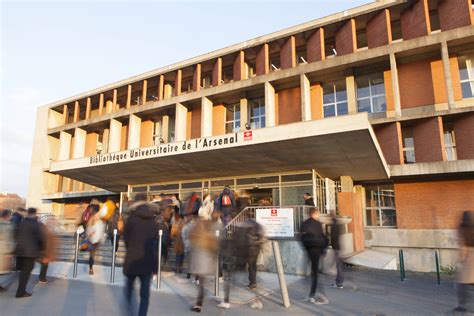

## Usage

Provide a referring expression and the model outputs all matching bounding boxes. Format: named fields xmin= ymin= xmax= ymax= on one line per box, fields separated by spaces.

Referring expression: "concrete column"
xmin=158 ymin=75 xmax=164 ymax=100
xmin=108 ymin=119 xmax=122 ymax=153
xmin=212 ymin=58 xmax=222 ymax=87
xmin=72 ymin=128 xmax=86 ymax=159
xmin=240 ymin=98 xmax=248 ymax=129
xmin=59 ymin=131 xmax=72 ymax=160
xmin=162 ymin=115 xmax=169 ymax=143
xmin=346 ymin=76 xmax=357 ymax=114
xmin=73 ymin=101 xmax=80 ymax=123
xmin=201 ymin=97 xmax=213 ymax=137
xmin=175 ymin=70 xmax=182 ymax=96
xmin=265 ymin=82 xmax=276 ymax=127
xmin=340 ymin=176 xmax=354 ymax=192
xmin=389 ymin=53 xmax=402 ymax=116
xmin=300 ymin=74 xmax=312 ymax=121
xmin=126 ymin=84 xmax=132 ymax=108
xmin=112 ymin=89 xmax=118 ymax=111
xmin=98 ymin=93 xmax=104 ymax=116
xmin=164 ymin=84 xmax=173 ymax=99
xmin=142 ymin=80 xmax=148 ymax=104
xmin=106 ymin=100 xmax=114 ymax=114
xmin=102 ymin=129 xmax=109 ymax=153
xmin=193 ymin=64 xmax=201 ymax=91
xmin=128 ymin=114 xmax=142 ymax=149
xmin=85 ymin=98 xmax=91 ymax=119
xmin=175 ymin=103 xmax=188 ymax=142
xmin=62 ymin=105 xmax=68 ymax=124
xmin=441 ymin=41 xmax=456 ymax=109
xmin=48 ymin=109 xmax=64 ymax=129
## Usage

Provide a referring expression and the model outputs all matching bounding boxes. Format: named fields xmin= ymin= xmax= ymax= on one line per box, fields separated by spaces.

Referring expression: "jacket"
xmin=123 ymin=202 xmax=158 ymax=276
xmin=304 ymin=198 xmax=315 ymax=206
xmin=14 ymin=217 xmax=46 ymax=259
xmin=300 ymin=218 xmax=328 ymax=252
xmin=330 ymin=217 xmax=341 ymax=251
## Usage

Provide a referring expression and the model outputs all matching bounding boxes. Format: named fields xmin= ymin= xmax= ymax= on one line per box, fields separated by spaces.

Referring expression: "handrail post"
xmin=399 ymin=249 xmax=405 ymax=282
xmin=435 ymin=250 xmax=441 ymax=285
xmin=214 ymin=230 xmax=220 ymax=297
xmin=156 ymin=229 xmax=163 ymax=289
xmin=73 ymin=229 xmax=80 ymax=278
xmin=110 ymin=229 xmax=117 ymax=283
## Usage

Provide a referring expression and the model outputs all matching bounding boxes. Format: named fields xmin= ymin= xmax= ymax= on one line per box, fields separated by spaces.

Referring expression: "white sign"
xmin=256 ymin=208 xmax=294 ymax=238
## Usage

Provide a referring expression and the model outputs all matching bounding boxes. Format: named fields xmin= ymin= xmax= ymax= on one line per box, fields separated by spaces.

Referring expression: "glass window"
xmin=356 ymin=73 xmax=387 ymax=113
xmin=402 ymin=127 xmax=416 ymax=164
xmin=323 ymin=80 xmax=348 ymax=117
xmin=443 ymin=125 xmax=457 ymax=161
xmin=365 ymin=183 xmax=397 ymax=227
xmin=458 ymin=56 xmax=474 ymax=99
xmin=249 ymin=98 xmax=266 ymax=129
xmin=225 ymin=103 xmax=241 ymax=134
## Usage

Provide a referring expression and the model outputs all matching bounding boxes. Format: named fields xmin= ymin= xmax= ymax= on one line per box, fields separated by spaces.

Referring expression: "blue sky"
xmin=1 ymin=0 xmax=371 ymax=197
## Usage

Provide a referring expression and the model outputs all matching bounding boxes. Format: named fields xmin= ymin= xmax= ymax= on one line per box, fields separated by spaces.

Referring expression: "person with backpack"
xmin=301 ymin=207 xmax=329 ymax=305
xmin=85 ymin=204 xmax=103 ymax=275
xmin=217 ymin=186 xmax=236 ymax=226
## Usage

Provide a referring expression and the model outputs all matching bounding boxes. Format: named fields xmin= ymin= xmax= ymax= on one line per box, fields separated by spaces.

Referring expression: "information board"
xmin=256 ymin=208 xmax=294 ymax=238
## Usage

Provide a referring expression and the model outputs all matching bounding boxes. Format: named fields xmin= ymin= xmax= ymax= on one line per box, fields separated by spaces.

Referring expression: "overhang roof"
xmin=49 ymin=113 xmax=390 ymax=192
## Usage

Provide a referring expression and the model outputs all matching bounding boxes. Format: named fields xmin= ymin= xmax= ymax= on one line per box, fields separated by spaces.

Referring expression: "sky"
xmin=0 ymin=0 xmax=371 ymax=198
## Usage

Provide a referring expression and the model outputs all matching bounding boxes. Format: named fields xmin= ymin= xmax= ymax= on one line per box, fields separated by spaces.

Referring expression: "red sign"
xmin=244 ymin=131 xmax=253 ymax=141
xmin=271 ymin=209 xmax=277 ymax=216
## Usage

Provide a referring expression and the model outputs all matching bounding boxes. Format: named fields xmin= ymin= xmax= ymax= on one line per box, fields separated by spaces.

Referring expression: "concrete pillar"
xmin=85 ymin=98 xmax=91 ymax=120
xmin=280 ymin=36 xmax=296 ymax=69
xmin=102 ymin=128 xmax=109 ymax=153
xmin=162 ymin=115 xmax=169 ymax=143
xmin=59 ymin=131 xmax=72 ymax=160
xmin=128 ymin=114 xmax=142 ymax=149
xmin=240 ymin=98 xmax=248 ymax=129
xmin=307 ymin=28 xmax=325 ymax=62
xmin=73 ymin=101 xmax=80 ymax=123
xmin=441 ymin=41 xmax=456 ymax=109
xmin=158 ymin=75 xmax=164 ymax=100
xmin=340 ymin=176 xmax=354 ymax=192
xmin=62 ymin=105 xmax=68 ymax=124
xmin=99 ymin=94 xmax=104 ymax=116
xmin=193 ymin=64 xmax=202 ymax=91
xmin=256 ymin=44 xmax=269 ymax=75
xmin=175 ymin=70 xmax=182 ymax=96
xmin=346 ymin=76 xmax=357 ymax=114
xmin=233 ymin=51 xmax=245 ymax=81
xmin=265 ymin=82 xmax=276 ymax=127
xmin=126 ymin=84 xmax=132 ymax=108
xmin=109 ymin=119 xmax=122 ymax=153
xmin=164 ymin=84 xmax=173 ymax=99
xmin=300 ymin=74 xmax=312 ymax=121
xmin=112 ymin=89 xmax=118 ymax=111
xmin=142 ymin=80 xmax=148 ymax=104
xmin=48 ymin=109 xmax=64 ymax=129
xmin=72 ymin=128 xmax=86 ymax=159
xmin=175 ymin=103 xmax=188 ymax=142
xmin=106 ymin=100 xmax=114 ymax=114
xmin=201 ymin=97 xmax=213 ymax=137
xmin=389 ymin=53 xmax=402 ymax=116
xmin=212 ymin=57 xmax=222 ymax=87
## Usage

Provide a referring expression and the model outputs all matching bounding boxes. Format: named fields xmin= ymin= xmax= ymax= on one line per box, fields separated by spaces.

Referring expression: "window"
xmin=459 ymin=56 xmax=474 ymax=99
xmin=365 ymin=184 xmax=397 ymax=227
xmin=402 ymin=127 xmax=415 ymax=164
xmin=249 ymin=98 xmax=265 ymax=129
xmin=443 ymin=125 xmax=457 ymax=161
xmin=225 ymin=103 xmax=241 ymax=133
xmin=356 ymin=73 xmax=387 ymax=113
xmin=323 ymin=80 xmax=348 ymax=117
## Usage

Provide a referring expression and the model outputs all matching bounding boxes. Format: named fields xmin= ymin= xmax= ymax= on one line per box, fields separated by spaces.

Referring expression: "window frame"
xmin=402 ymin=127 xmax=416 ymax=164
xmin=443 ymin=124 xmax=457 ymax=161
xmin=459 ymin=55 xmax=474 ymax=99
xmin=356 ymin=73 xmax=387 ymax=114
xmin=248 ymin=98 xmax=266 ymax=130
xmin=225 ymin=103 xmax=241 ymax=134
xmin=322 ymin=80 xmax=348 ymax=117
xmin=365 ymin=185 xmax=397 ymax=228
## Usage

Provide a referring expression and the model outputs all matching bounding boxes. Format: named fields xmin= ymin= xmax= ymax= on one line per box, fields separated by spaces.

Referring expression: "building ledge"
xmin=42 ymin=190 xmax=117 ymax=201
xmin=390 ymin=159 xmax=474 ymax=178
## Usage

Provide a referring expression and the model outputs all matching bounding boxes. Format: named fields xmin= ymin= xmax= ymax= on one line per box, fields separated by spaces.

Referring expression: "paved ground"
xmin=0 ymin=263 xmax=471 ymax=316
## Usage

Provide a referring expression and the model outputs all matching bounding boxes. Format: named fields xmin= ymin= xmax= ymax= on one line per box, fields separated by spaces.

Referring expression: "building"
xmin=0 ymin=192 xmax=25 ymax=211
xmin=27 ymin=0 xmax=474 ymax=272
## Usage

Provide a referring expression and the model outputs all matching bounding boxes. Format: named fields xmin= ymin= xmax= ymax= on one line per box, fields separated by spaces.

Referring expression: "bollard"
xmin=435 ymin=250 xmax=441 ymax=285
xmin=73 ymin=230 xmax=80 ymax=278
xmin=214 ymin=230 xmax=220 ymax=297
xmin=272 ymin=241 xmax=291 ymax=308
xmin=156 ymin=230 xmax=163 ymax=289
xmin=110 ymin=229 xmax=118 ymax=283
xmin=399 ymin=249 xmax=405 ymax=282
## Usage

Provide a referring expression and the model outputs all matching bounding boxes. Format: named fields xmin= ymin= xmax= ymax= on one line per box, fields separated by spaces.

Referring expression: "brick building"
xmin=27 ymin=0 xmax=474 ymax=272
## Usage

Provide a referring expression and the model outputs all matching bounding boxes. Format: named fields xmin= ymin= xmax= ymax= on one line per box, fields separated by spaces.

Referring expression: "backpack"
xmin=221 ymin=194 xmax=231 ymax=206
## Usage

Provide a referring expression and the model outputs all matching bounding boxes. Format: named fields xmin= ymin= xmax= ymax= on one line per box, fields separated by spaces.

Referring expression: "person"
xmin=170 ymin=214 xmax=185 ymax=274
xmin=454 ymin=210 xmax=474 ymax=313
xmin=189 ymin=216 xmax=219 ymax=313
xmin=123 ymin=193 xmax=158 ymax=316
xmin=181 ymin=214 xmax=195 ymax=279
xmin=330 ymin=213 xmax=344 ymax=289
xmin=217 ymin=186 xmax=236 ymax=225
xmin=86 ymin=204 xmax=104 ymax=275
xmin=156 ymin=205 xmax=172 ymax=274
xmin=10 ymin=208 xmax=26 ymax=234
xmin=38 ymin=217 xmax=59 ymax=284
xmin=185 ymin=192 xmax=201 ymax=217
xmin=300 ymin=207 xmax=329 ymax=305
xmin=0 ymin=209 xmax=14 ymax=291
xmin=198 ymin=192 xmax=214 ymax=220
xmin=14 ymin=208 xmax=46 ymax=298
xmin=303 ymin=193 xmax=315 ymax=206
xmin=107 ymin=205 xmax=122 ymax=253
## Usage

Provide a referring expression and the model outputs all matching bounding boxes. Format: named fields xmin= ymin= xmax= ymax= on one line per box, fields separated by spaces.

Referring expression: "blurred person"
xmin=189 ymin=216 xmax=219 ymax=313
xmin=107 ymin=205 xmax=122 ymax=253
xmin=10 ymin=208 xmax=26 ymax=233
xmin=86 ymin=204 xmax=104 ymax=275
xmin=38 ymin=217 xmax=59 ymax=284
xmin=0 ymin=209 xmax=14 ymax=291
xmin=14 ymin=208 xmax=46 ymax=298
xmin=170 ymin=214 xmax=185 ymax=274
xmin=123 ymin=193 xmax=158 ymax=316
xmin=454 ymin=210 xmax=474 ymax=313
xmin=181 ymin=214 xmax=195 ymax=279
xmin=329 ymin=213 xmax=344 ymax=289
xmin=185 ymin=192 xmax=201 ymax=217
xmin=301 ymin=207 xmax=329 ymax=305
xmin=198 ymin=191 xmax=214 ymax=220
xmin=217 ymin=186 xmax=236 ymax=226
xmin=303 ymin=193 xmax=315 ymax=206
xmin=156 ymin=205 xmax=173 ymax=275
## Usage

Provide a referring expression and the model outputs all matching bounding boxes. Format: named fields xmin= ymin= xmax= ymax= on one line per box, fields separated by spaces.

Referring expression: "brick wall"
xmin=367 ymin=9 xmax=392 ymax=48
xmin=384 ymin=70 xmax=395 ymax=113
xmin=256 ymin=44 xmax=269 ymax=75
xmin=192 ymin=64 xmax=201 ymax=91
xmin=85 ymin=133 xmax=98 ymax=157
xmin=191 ymin=106 xmax=201 ymax=139
xmin=212 ymin=104 xmax=226 ymax=136
xmin=395 ymin=179 xmax=474 ymax=229
xmin=454 ymin=112 xmax=474 ymax=159
xmin=438 ymin=0 xmax=473 ymax=31
xmin=374 ymin=122 xmax=403 ymax=165
xmin=212 ymin=58 xmax=221 ymax=87
xmin=400 ymin=0 xmax=430 ymax=40
xmin=233 ymin=51 xmax=245 ymax=81
xmin=120 ymin=126 xmax=128 ymax=151
xmin=280 ymin=36 xmax=296 ymax=69
xmin=335 ymin=19 xmax=356 ymax=56
xmin=398 ymin=59 xmax=435 ymax=108
xmin=413 ymin=117 xmax=445 ymax=162
xmin=307 ymin=28 xmax=325 ymax=62
xmin=277 ymin=87 xmax=301 ymax=124
xmin=450 ymin=57 xmax=464 ymax=101
xmin=310 ymin=84 xmax=323 ymax=120
xmin=140 ymin=120 xmax=154 ymax=147
xmin=338 ymin=191 xmax=364 ymax=252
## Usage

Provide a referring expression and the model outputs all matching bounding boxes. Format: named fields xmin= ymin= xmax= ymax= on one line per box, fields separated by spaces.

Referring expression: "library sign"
xmin=256 ymin=208 xmax=295 ymax=238
xmin=89 ymin=132 xmax=243 ymax=166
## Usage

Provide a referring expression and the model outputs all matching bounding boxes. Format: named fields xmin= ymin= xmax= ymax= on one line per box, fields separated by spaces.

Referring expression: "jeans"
xmin=248 ymin=254 xmax=258 ymax=286
xmin=335 ymin=250 xmax=344 ymax=286
xmin=39 ymin=263 xmax=48 ymax=281
xmin=307 ymin=249 xmax=324 ymax=297
xmin=175 ymin=254 xmax=184 ymax=274
xmin=195 ymin=276 xmax=206 ymax=307
xmin=16 ymin=257 xmax=35 ymax=296
xmin=125 ymin=274 xmax=151 ymax=316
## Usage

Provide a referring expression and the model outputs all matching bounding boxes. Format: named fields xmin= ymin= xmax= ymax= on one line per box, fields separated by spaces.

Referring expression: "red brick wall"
xmin=374 ymin=122 xmax=403 ymax=165
xmin=277 ymin=87 xmax=301 ymax=124
xmin=438 ymin=0 xmax=473 ymax=31
xmin=256 ymin=44 xmax=269 ymax=75
xmin=212 ymin=58 xmax=221 ymax=87
xmin=413 ymin=117 xmax=445 ymax=162
xmin=233 ymin=51 xmax=245 ymax=81
xmin=454 ymin=112 xmax=474 ymax=159
xmin=335 ymin=19 xmax=356 ymax=56
xmin=338 ymin=192 xmax=364 ymax=252
xmin=400 ymin=0 xmax=430 ymax=40
xmin=367 ymin=9 xmax=392 ymax=48
xmin=193 ymin=64 xmax=201 ymax=91
xmin=190 ymin=106 xmax=201 ymax=139
xmin=398 ymin=59 xmax=435 ymax=109
xmin=307 ymin=28 xmax=325 ymax=62
xmin=395 ymin=179 xmax=474 ymax=229
xmin=280 ymin=36 xmax=296 ymax=70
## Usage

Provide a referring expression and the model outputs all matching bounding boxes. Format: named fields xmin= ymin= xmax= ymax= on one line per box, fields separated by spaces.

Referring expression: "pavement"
xmin=0 ymin=262 xmax=471 ymax=316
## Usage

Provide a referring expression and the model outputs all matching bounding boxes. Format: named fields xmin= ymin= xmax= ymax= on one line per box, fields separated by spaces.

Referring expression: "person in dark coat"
xmin=14 ymin=208 xmax=46 ymax=298
xmin=330 ymin=213 xmax=344 ymax=288
xmin=300 ymin=207 xmax=328 ymax=305
xmin=107 ymin=206 xmax=121 ymax=252
xmin=123 ymin=194 xmax=158 ymax=316
xmin=217 ymin=186 xmax=236 ymax=225
xmin=303 ymin=193 xmax=315 ymax=206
